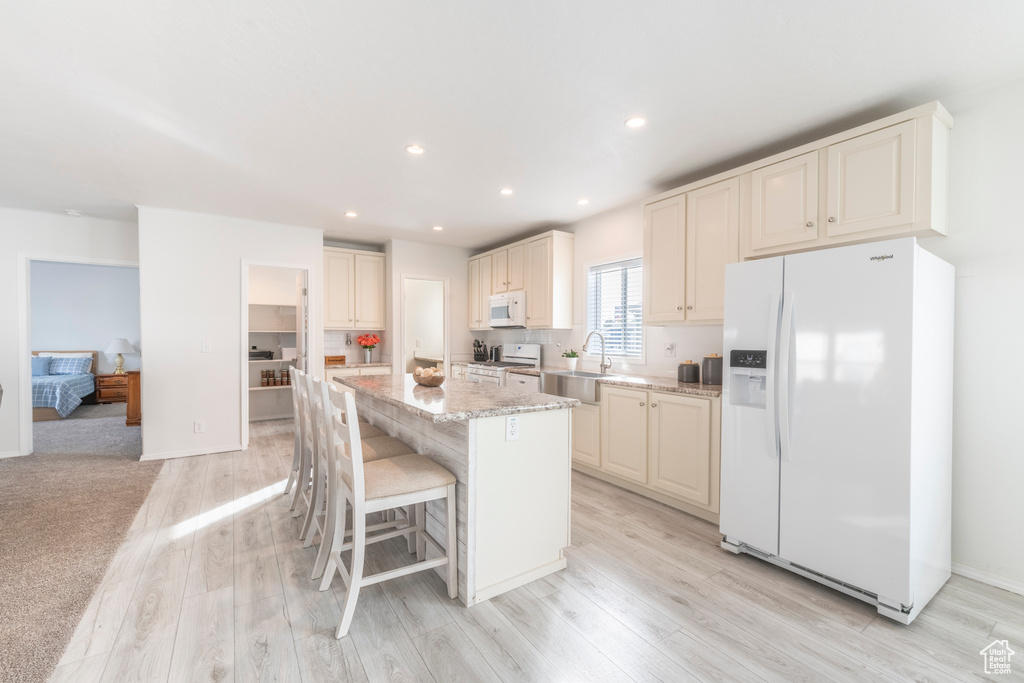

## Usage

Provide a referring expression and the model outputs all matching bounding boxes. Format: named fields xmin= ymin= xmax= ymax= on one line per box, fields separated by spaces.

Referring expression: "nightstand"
xmin=94 ymin=373 xmax=130 ymax=404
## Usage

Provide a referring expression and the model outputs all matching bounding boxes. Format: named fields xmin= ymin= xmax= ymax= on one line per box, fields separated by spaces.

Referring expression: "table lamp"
xmin=105 ymin=338 xmax=136 ymax=375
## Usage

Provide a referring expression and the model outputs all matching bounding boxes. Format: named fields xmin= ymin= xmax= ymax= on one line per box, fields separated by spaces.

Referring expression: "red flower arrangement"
xmin=357 ymin=334 xmax=380 ymax=350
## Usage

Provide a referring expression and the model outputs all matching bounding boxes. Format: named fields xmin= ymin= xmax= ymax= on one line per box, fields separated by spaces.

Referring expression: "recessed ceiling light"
xmin=433 ymin=226 xmax=444 ymax=231
xmin=405 ymin=144 xmax=425 ymax=155
xmin=65 ymin=209 xmax=83 ymax=217
xmin=499 ymin=188 xmax=513 ymax=195
xmin=577 ymin=198 xmax=590 ymax=206
xmin=344 ymin=211 xmax=357 ymax=218
xmin=625 ymin=116 xmax=647 ymax=128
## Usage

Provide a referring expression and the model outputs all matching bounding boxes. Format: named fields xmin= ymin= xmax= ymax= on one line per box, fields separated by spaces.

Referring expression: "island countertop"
xmin=334 ymin=374 xmax=579 ymax=423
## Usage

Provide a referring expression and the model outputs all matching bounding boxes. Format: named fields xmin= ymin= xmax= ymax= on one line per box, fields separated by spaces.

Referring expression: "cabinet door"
xmin=506 ymin=373 xmax=539 ymax=393
xmin=507 ymin=244 xmax=526 ymax=291
xmin=600 ymin=386 xmax=648 ymax=483
xmin=478 ymin=254 xmax=493 ymax=328
xmin=749 ymin=151 xmax=819 ymax=251
xmin=360 ymin=367 xmax=390 ymax=376
xmin=826 ymin=120 xmax=916 ymax=237
xmin=649 ymin=392 xmax=711 ymax=506
xmin=324 ymin=249 xmax=355 ymax=329
xmin=571 ymin=403 xmax=601 ymax=468
xmin=686 ymin=178 xmax=739 ymax=322
xmin=354 ymin=253 xmax=385 ymax=329
xmin=468 ymin=258 xmax=482 ymax=329
xmin=492 ymin=249 xmax=508 ymax=294
xmin=643 ymin=195 xmax=687 ymax=323
xmin=525 ymin=237 xmax=552 ymax=328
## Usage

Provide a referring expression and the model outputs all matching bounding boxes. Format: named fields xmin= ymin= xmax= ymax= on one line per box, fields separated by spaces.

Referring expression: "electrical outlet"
xmin=664 ymin=343 xmax=676 ymax=357
xmin=505 ymin=416 xmax=520 ymax=441
xmin=194 ymin=420 xmax=205 ymax=434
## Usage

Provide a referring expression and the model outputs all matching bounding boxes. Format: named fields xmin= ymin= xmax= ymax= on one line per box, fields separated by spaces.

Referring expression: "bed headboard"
xmin=32 ymin=350 xmax=99 ymax=375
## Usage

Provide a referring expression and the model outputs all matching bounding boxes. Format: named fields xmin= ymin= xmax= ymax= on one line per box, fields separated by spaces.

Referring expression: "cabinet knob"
xmin=828 ymin=216 xmax=836 ymax=222
xmin=652 ymin=403 xmax=657 ymax=407
xmin=687 ymin=306 xmax=693 ymax=310
xmin=639 ymin=402 xmax=645 ymax=407
xmin=676 ymin=305 xmax=682 ymax=310
xmin=806 ymin=221 xmax=814 ymax=227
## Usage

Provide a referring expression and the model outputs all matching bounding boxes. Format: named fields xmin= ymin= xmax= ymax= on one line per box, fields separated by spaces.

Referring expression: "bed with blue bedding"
xmin=31 ymin=352 xmax=98 ymax=420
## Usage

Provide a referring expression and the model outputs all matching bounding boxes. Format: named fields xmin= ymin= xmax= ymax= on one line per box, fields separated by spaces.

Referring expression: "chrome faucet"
xmin=582 ymin=331 xmax=613 ymax=374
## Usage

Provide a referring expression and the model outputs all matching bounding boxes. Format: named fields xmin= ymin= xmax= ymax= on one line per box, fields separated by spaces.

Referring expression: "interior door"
xmin=778 ymin=239 xmax=915 ymax=603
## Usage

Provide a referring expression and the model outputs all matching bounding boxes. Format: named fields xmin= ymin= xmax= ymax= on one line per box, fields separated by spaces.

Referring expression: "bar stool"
xmin=319 ymin=383 xmax=458 ymax=638
xmin=303 ymin=375 xmax=417 ymax=557
xmin=283 ymin=365 xmax=303 ymax=504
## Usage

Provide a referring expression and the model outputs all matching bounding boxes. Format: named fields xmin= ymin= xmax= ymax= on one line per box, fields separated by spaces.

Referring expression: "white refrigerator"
xmin=719 ymin=237 xmax=954 ymax=624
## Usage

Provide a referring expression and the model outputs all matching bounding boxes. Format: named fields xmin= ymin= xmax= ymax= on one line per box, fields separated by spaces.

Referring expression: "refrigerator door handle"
xmin=766 ymin=291 xmax=781 ymax=458
xmin=779 ymin=291 xmax=794 ymax=461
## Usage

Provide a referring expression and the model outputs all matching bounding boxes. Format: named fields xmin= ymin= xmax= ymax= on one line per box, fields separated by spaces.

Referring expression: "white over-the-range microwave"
xmin=488 ymin=291 xmax=527 ymax=328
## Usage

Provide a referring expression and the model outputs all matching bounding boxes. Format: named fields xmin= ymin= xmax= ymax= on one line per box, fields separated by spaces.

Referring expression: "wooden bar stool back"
xmin=320 ymin=384 xmax=458 ymax=638
xmin=288 ymin=367 xmax=313 ymax=517
xmin=299 ymin=371 xmax=326 ymax=545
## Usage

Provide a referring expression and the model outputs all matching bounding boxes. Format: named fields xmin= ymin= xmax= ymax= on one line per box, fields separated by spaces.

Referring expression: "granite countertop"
xmin=506 ymin=365 xmax=723 ymax=398
xmin=334 ymin=373 xmax=580 ymax=423
xmin=325 ymin=361 xmax=391 ymax=369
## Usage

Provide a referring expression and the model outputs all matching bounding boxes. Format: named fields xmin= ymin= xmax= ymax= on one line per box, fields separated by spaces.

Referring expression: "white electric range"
xmin=466 ymin=343 xmax=540 ymax=386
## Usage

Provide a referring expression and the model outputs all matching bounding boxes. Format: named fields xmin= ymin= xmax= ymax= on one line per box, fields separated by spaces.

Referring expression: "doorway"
xmin=18 ymin=256 xmax=142 ymax=457
xmin=241 ymin=262 xmax=311 ymax=449
xmin=402 ymin=277 xmax=448 ymax=374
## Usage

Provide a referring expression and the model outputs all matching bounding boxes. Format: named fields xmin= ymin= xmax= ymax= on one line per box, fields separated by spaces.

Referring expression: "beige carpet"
xmin=0 ymin=406 xmax=161 ymax=683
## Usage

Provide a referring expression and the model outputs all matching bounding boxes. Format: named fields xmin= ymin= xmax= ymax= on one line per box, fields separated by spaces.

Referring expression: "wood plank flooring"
xmin=50 ymin=418 xmax=1021 ymax=682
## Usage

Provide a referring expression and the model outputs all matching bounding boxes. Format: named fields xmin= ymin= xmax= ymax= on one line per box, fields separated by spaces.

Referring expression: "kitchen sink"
xmin=540 ymin=370 xmax=621 ymax=405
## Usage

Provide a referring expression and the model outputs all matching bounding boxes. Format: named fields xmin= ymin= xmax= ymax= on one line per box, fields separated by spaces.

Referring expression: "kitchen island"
xmin=333 ymin=373 xmax=579 ymax=606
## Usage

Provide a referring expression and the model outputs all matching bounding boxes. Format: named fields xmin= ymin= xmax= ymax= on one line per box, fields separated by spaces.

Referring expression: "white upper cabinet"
xmin=353 ymin=253 xmax=385 ymax=329
xmin=686 ymin=177 xmax=739 ymax=321
xmin=643 ymin=177 xmax=737 ymax=325
xmin=749 ymin=150 xmax=819 ymax=252
xmin=739 ymin=103 xmax=950 ymax=259
xmin=469 ymin=231 xmax=572 ymax=330
xmin=491 ymin=248 xmax=509 ymax=294
xmin=324 ymin=247 xmax=384 ymax=330
xmin=826 ymin=120 xmax=916 ymax=237
xmin=468 ymin=254 xmax=492 ymax=330
xmin=643 ymin=194 xmax=687 ymax=324
xmin=323 ymin=249 xmax=355 ymax=328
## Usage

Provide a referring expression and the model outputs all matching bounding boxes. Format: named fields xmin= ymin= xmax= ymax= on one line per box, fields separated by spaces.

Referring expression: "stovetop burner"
xmin=467 ymin=360 xmax=534 ymax=368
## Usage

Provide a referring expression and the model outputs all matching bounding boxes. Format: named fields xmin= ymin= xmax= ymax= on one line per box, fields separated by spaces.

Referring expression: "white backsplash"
xmin=473 ymin=324 xmax=723 ymax=378
xmin=324 ymin=329 xmax=387 ymax=363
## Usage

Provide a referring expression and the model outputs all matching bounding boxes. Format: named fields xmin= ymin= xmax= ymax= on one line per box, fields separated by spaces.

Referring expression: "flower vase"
xmin=565 ymin=357 xmax=578 ymax=371
xmin=363 ymin=348 xmax=372 ymax=364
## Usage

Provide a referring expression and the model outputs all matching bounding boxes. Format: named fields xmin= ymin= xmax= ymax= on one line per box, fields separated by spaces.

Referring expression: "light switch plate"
xmin=201 ymin=341 xmax=211 ymax=353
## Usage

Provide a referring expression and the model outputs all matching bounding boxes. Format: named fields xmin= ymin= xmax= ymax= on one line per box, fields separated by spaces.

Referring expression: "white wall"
xmin=917 ymin=78 xmax=1024 ymax=590
xmin=0 ymin=208 xmax=138 ymax=456
xmin=388 ymin=239 xmax=474 ymax=373
xmin=30 ymin=261 xmax=141 ymax=374
xmin=137 ymin=206 xmax=323 ymax=460
xmin=403 ymin=278 xmax=445 ymax=371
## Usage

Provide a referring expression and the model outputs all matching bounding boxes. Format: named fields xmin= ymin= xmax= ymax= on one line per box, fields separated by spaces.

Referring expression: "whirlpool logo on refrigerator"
xmin=870 ymin=254 xmax=894 ymax=262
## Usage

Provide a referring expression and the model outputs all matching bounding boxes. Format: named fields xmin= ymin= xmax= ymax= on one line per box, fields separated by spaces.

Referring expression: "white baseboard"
xmin=0 ymin=450 xmax=24 ymax=460
xmin=472 ymin=557 xmax=568 ymax=605
xmin=141 ymin=443 xmax=243 ymax=461
xmin=952 ymin=562 xmax=1024 ymax=597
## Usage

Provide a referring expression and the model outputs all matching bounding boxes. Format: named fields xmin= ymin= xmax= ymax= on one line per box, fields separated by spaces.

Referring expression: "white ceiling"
xmin=2 ymin=1 xmax=1024 ymax=249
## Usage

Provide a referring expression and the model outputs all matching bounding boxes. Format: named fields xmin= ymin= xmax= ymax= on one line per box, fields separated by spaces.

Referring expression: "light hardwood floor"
xmin=51 ymin=418 xmax=1021 ymax=682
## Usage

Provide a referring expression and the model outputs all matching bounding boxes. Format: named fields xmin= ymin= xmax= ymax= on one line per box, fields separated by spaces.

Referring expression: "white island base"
xmin=336 ymin=375 xmax=575 ymax=606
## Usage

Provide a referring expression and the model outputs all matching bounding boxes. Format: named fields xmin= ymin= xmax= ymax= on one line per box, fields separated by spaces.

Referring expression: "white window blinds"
xmin=586 ymin=258 xmax=643 ymax=358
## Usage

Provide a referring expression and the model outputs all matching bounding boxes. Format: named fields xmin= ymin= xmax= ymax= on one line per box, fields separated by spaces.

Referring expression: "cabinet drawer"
xmin=98 ymin=387 xmax=128 ymax=401
xmin=97 ymin=376 xmax=128 ymax=388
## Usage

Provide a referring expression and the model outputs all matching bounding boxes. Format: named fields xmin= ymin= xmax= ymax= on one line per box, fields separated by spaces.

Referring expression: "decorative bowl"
xmin=413 ymin=373 xmax=445 ymax=387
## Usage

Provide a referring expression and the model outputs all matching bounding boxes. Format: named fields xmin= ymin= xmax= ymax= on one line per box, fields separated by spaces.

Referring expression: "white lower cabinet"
xmin=582 ymin=385 xmax=721 ymax=518
xmin=649 ymin=392 xmax=712 ymax=506
xmin=571 ymin=403 xmax=601 ymax=469
xmin=599 ymin=386 xmax=648 ymax=484
xmin=451 ymin=364 xmax=467 ymax=380
xmin=329 ymin=366 xmax=392 ymax=390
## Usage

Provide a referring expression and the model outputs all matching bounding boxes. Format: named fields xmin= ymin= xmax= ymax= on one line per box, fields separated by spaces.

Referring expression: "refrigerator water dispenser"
xmin=728 ymin=350 xmax=767 ymax=408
